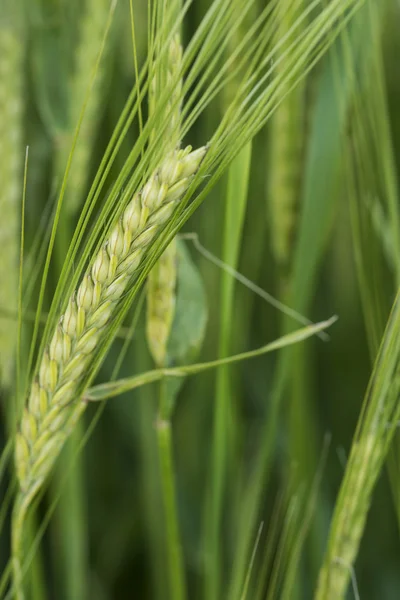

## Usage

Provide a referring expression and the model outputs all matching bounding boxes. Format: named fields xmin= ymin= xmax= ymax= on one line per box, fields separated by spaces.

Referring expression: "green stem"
xmin=11 ymin=489 xmax=38 ymax=600
xmin=156 ymin=378 xmax=186 ymax=600
xmin=208 ymin=142 xmax=252 ymax=600
xmin=52 ymin=427 xmax=87 ymax=600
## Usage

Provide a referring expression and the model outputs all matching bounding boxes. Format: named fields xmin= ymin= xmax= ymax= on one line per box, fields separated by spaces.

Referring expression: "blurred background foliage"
xmin=1 ymin=0 xmax=400 ymax=598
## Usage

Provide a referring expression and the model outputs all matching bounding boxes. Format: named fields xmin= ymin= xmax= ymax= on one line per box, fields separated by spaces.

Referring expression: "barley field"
xmin=1 ymin=0 xmax=400 ymax=599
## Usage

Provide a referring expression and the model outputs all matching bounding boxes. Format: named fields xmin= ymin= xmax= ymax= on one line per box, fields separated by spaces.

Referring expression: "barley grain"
xmin=15 ymin=145 xmax=207 ymax=496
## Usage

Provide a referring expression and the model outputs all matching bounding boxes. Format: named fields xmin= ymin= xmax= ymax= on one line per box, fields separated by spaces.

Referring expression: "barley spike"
xmin=15 ymin=145 xmax=207 ymax=496
xmin=146 ymin=35 xmax=183 ymax=366
xmin=0 ymin=19 xmax=23 ymax=387
xmin=64 ymin=0 xmax=111 ymax=215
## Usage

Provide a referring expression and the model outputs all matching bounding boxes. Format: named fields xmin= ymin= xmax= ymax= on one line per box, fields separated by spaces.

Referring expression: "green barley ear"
xmin=63 ymin=0 xmax=112 ymax=216
xmin=0 ymin=5 xmax=23 ymax=388
xmin=268 ymin=0 xmax=305 ymax=282
xmin=149 ymin=32 xmax=183 ymax=149
xmin=146 ymin=33 xmax=183 ymax=367
xmin=14 ymin=145 xmax=206 ymax=495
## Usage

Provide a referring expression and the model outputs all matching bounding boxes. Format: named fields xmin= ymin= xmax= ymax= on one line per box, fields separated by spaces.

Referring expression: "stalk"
xmin=11 ymin=487 xmax=41 ymax=600
xmin=207 ymin=3 xmax=253 ymax=597
xmin=137 ymin=348 xmax=167 ymax=600
xmin=207 ymin=144 xmax=252 ymax=600
xmin=156 ymin=379 xmax=186 ymax=600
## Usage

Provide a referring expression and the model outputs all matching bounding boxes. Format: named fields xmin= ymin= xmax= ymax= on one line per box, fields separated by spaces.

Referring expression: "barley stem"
xmin=12 ymin=486 xmax=42 ymax=600
xmin=157 ymin=378 xmax=186 ymax=600
xmin=208 ymin=5 xmax=254 ymax=597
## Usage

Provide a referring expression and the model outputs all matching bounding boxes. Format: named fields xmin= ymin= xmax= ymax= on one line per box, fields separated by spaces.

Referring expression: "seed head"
xmin=15 ymin=145 xmax=208 ymax=495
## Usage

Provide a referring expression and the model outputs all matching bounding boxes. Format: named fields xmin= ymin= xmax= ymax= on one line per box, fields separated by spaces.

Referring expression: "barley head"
xmin=268 ymin=0 xmax=304 ymax=276
xmin=15 ymin=145 xmax=207 ymax=496
xmin=0 ymin=22 xmax=23 ymax=387
xmin=146 ymin=34 xmax=183 ymax=366
xmin=150 ymin=33 xmax=183 ymax=149
xmin=65 ymin=0 xmax=111 ymax=215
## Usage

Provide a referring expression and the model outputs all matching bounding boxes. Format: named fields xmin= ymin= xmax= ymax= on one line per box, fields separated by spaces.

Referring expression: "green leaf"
xmin=167 ymin=240 xmax=208 ymax=367
xmin=86 ymin=316 xmax=337 ymax=402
